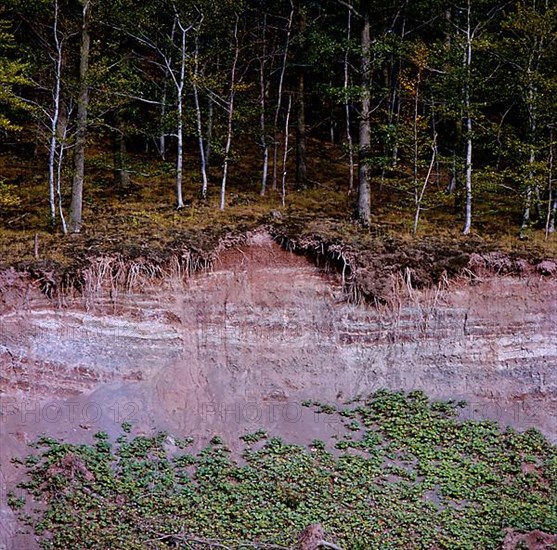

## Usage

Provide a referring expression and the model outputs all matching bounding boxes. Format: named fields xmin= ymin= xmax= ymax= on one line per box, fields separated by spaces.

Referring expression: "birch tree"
xmin=117 ymin=2 xmax=195 ymax=209
xmin=449 ymin=0 xmax=505 ymax=235
xmin=220 ymin=12 xmax=240 ymax=210
xmin=6 ymin=0 xmax=73 ymax=232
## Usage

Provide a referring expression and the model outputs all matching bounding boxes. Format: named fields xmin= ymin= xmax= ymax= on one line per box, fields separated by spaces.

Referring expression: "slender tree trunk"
xmin=357 ymin=8 xmax=372 ymax=226
xmin=549 ymin=197 xmax=557 ymax=234
xmin=56 ymin=121 xmax=68 ymax=234
xmin=295 ymin=69 xmax=307 ymax=188
xmin=546 ymin=127 xmax=555 ymax=237
xmin=330 ymin=79 xmax=336 ymax=143
xmin=282 ymin=94 xmax=292 ymax=208
xmin=344 ymin=5 xmax=354 ymax=192
xmin=176 ymin=98 xmax=184 ymax=208
xmin=522 ymin=71 xmax=538 ymax=231
xmin=462 ymin=1 xmax=473 ymax=236
xmin=113 ymin=113 xmax=130 ymax=189
xmin=205 ymin=95 xmax=213 ymax=168
xmin=259 ymin=13 xmax=269 ymax=196
xmin=48 ymin=0 xmax=62 ymax=229
xmin=159 ymin=77 xmax=167 ymax=160
xmin=412 ymin=71 xmax=421 ymax=197
xmin=272 ymin=1 xmax=294 ymax=190
xmin=193 ymin=33 xmax=209 ymax=199
xmin=220 ymin=13 xmax=239 ymax=211
xmin=174 ymin=16 xmax=188 ymax=209
xmin=387 ymin=17 xmax=405 ymax=170
xmin=414 ymin=133 xmax=437 ymax=234
xmin=69 ymin=0 xmax=91 ymax=233
xmin=295 ymin=5 xmax=307 ymax=189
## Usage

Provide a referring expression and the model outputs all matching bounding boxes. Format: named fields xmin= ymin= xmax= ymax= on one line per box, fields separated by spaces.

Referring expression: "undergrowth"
xmin=1 ymin=141 xmax=556 ymax=270
xmin=10 ymin=390 xmax=557 ymax=549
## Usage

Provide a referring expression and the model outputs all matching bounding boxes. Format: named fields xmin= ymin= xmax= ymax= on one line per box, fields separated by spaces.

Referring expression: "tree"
xmin=501 ymin=1 xmax=557 ymax=234
xmin=294 ymin=0 xmax=308 ymax=189
xmin=69 ymin=0 xmax=91 ymax=232
xmin=220 ymin=11 xmax=240 ymax=210
xmin=357 ymin=3 xmax=372 ymax=226
xmin=5 ymin=0 xmax=79 ymax=232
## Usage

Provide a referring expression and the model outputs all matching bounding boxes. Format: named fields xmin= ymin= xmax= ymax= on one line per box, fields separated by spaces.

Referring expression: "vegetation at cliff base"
xmin=10 ymin=391 xmax=557 ymax=549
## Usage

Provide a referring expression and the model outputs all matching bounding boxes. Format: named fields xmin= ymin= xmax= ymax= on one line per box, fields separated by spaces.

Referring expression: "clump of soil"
xmin=269 ymin=218 xmax=556 ymax=303
xmin=503 ymin=529 xmax=557 ymax=549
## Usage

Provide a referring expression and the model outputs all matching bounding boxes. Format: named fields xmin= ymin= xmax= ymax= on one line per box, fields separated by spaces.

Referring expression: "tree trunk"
xmin=56 ymin=122 xmax=68 ymax=235
xmin=48 ymin=0 xmax=62 ymax=229
xmin=462 ymin=0 xmax=473 ymax=236
xmin=357 ymin=8 xmax=372 ymax=226
xmin=282 ymin=94 xmax=292 ymax=208
xmin=344 ymin=5 xmax=354 ymax=192
xmin=174 ymin=16 xmax=188 ymax=209
xmin=295 ymin=5 xmax=307 ymax=189
xmin=205 ymin=95 xmax=213 ymax=168
xmin=546 ymin=128 xmax=555 ymax=237
xmin=159 ymin=77 xmax=167 ymax=160
xmin=259 ymin=14 xmax=269 ymax=196
xmin=69 ymin=0 xmax=91 ymax=233
xmin=193 ymin=34 xmax=208 ymax=199
xmin=272 ymin=2 xmax=294 ymax=190
xmin=549 ymin=198 xmax=557 ymax=234
xmin=220 ymin=13 xmax=239 ymax=211
xmin=176 ymin=93 xmax=184 ymax=208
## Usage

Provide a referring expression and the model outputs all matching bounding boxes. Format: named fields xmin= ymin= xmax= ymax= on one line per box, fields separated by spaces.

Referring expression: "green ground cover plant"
xmin=10 ymin=390 xmax=557 ymax=549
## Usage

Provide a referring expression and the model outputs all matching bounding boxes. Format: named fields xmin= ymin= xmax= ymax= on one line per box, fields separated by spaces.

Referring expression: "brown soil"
xmin=503 ymin=529 xmax=557 ymax=549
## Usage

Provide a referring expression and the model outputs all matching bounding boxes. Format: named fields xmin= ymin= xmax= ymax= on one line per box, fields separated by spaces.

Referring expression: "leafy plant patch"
xmin=11 ymin=390 xmax=557 ymax=549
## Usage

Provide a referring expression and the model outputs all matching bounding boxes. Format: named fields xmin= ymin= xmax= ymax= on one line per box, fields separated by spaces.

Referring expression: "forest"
xmin=1 ymin=0 xmax=557 ymax=244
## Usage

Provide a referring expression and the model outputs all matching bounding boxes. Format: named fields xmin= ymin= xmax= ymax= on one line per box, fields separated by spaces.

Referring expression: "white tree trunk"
xmin=462 ymin=1 xmax=473 ymax=236
xmin=193 ymin=34 xmax=209 ymax=199
xmin=344 ymin=5 xmax=354 ymax=192
xmin=414 ymin=135 xmax=437 ymax=235
xmin=159 ymin=78 xmax=167 ymax=160
xmin=220 ymin=14 xmax=240 ymax=211
xmin=174 ymin=16 xmax=189 ymax=209
xmin=48 ymin=0 xmax=62 ymax=229
xmin=259 ymin=13 xmax=269 ymax=196
xmin=272 ymin=1 xmax=294 ymax=190
xmin=56 ymin=121 xmax=68 ymax=234
xmin=546 ymin=128 xmax=555 ymax=237
xmin=522 ymin=70 xmax=538 ymax=231
xmin=282 ymin=94 xmax=292 ymax=208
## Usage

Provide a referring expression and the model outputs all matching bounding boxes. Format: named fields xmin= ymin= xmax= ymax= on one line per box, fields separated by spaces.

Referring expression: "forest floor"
xmin=1 ymin=137 xmax=556 ymax=275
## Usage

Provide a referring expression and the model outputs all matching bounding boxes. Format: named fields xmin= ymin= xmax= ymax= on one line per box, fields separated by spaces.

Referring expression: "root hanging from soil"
xmin=4 ymin=224 xmax=556 ymax=307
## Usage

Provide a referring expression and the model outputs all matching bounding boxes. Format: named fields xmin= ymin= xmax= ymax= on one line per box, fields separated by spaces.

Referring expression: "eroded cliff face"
xmin=0 ymin=232 xmax=556 ymax=547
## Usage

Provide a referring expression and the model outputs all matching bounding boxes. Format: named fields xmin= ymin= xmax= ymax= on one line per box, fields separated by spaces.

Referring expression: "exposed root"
xmin=5 ymin=225 xmax=556 ymax=307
